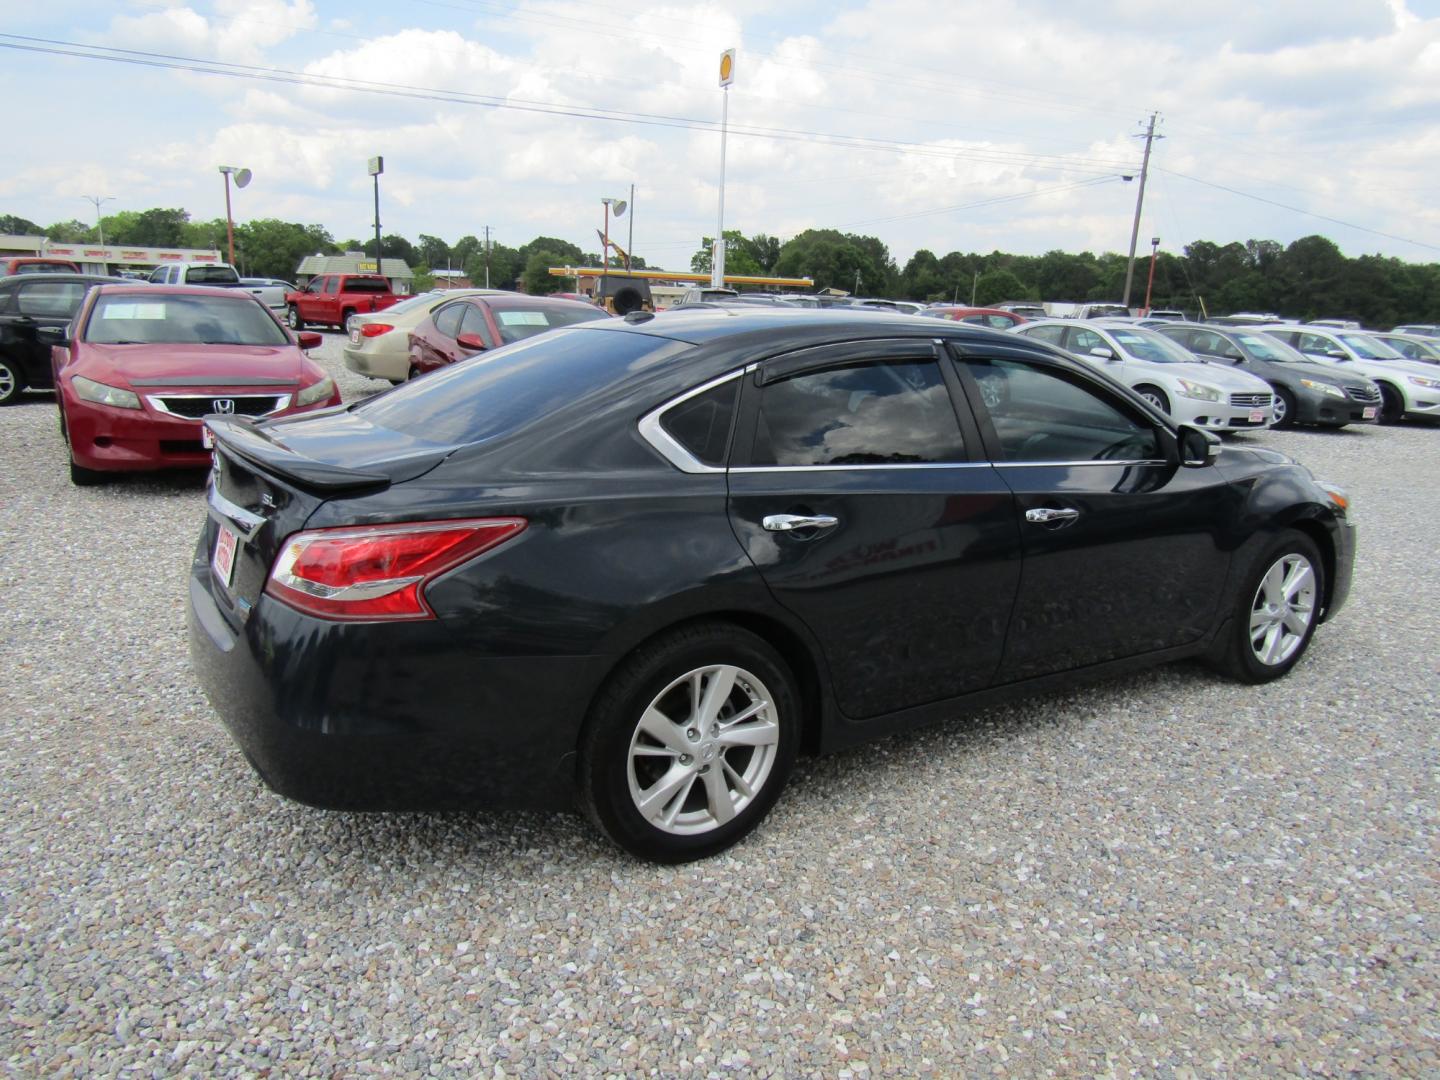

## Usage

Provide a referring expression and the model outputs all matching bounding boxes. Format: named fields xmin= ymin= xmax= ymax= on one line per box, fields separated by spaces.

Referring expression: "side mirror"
xmin=1177 ymin=424 xmax=1220 ymax=468
xmin=1088 ymin=346 xmax=1115 ymax=360
xmin=296 ymin=331 xmax=322 ymax=350
xmin=456 ymin=332 xmax=487 ymax=352
xmin=37 ymin=325 xmax=68 ymax=347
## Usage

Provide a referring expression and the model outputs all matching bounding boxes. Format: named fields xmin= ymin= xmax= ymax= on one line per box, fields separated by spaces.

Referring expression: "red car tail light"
xmin=265 ymin=518 xmax=527 ymax=621
xmin=359 ymin=322 xmax=394 ymax=337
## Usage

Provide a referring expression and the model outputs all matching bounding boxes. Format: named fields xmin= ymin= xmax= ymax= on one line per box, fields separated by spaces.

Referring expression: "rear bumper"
xmin=185 ymin=536 xmax=597 ymax=811
xmin=342 ymin=342 xmax=407 ymax=382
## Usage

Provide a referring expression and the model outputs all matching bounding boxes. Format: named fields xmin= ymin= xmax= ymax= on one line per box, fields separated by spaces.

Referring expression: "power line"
xmin=1156 ymin=167 xmax=1440 ymax=254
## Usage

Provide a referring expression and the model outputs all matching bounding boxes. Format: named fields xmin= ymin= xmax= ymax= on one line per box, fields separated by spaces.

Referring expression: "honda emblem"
xmin=212 ymin=399 xmax=236 ymax=414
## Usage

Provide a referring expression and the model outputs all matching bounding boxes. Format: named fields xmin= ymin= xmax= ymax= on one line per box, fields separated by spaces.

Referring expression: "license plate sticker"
xmin=201 ymin=424 xmax=214 ymax=449
xmin=1250 ymin=408 xmax=1267 ymax=424
xmin=1363 ymin=406 xmax=1378 ymax=419
xmin=212 ymin=524 xmax=239 ymax=588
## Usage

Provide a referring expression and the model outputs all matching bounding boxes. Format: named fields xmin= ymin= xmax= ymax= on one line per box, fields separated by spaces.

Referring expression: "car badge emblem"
xmin=212 ymin=399 xmax=236 ymax=414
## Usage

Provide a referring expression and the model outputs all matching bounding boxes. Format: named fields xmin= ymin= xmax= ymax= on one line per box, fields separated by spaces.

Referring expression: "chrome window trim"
xmin=730 ymin=462 xmax=992 ymax=474
xmin=995 ymin=459 xmax=1169 ymax=468
xmin=637 ymin=365 xmax=754 ymax=475
xmin=148 ymin=392 xmax=293 ymax=419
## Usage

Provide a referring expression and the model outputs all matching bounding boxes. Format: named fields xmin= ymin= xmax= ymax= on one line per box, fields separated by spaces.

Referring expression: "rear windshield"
xmin=356 ymin=326 xmax=689 ymax=445
xmin=184 ymin=266 xmax=241 ymax=284
xmin=384 ymin=290 xmax=445 ymax=315
xmin=489 ymin=303 xmax=608 ymax=344
xmin=84 ymin=294 xmax=289 ymax=346
xmin=343 ymin=277 xmax=391 ymax=293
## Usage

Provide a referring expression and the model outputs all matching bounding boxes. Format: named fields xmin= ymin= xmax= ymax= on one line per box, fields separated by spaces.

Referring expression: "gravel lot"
xmin=2 ymin=331 xmax=1437 ymax=1077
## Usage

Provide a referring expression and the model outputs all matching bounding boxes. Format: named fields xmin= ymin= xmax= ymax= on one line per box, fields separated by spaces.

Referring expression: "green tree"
xmin=107 ymin=207 xmax=191 ymax=247
xmin=521 ymin=250 xmax=568 ymax=294
xmin=899 ymin=249 xmax=946 ymax=301
xmin=411 ymin=265 xmax=437 ymax=292
xmin=774 ymin=229 xmax=895 ymax=294
xmin=464 ymin=242 xmax=520 ymax=289
xmin=45 ymin=218 xmax=95 ymax=243
xmin=690 ymin=230 xmax=763 ymax=276
xmin=364 ymin=233 xmax=418 ymax=267
xmin=0 ymin=214 xmax=41 ymax=234
xmin=417 ymin=234 xmax=451 ymax=270
xmin=973 ymin=269 xmax=1029 ymax=307
xmin=233 ymin=219 xmax=337 ymax=280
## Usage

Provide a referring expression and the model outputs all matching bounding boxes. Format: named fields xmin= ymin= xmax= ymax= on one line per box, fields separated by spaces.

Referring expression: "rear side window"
xmin=433 ymin=302 xmax=466 ymax=339
xmin=357 ymin=327 xmax=689 ymax=445
xmin=343 ymin=277 xmax=390 ymax=293
xmin=1019 ymin=324 xmax=1064 ymax=345
xmin=660 ymin=379 xmax=739 ymax=467
xmin=750 ymin=358 xmax=964 ymax=467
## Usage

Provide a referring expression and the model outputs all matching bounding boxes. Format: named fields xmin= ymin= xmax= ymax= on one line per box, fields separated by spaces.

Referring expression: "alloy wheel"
xmin=1272 ymin=395 xmax=1287 ymax=424
xmin=626 ymin=664 xmax=780 ymax=835
xmin=1248 ymin=553 xmax=1317 ymax=666
xmin=0 ymin=362 xmax=17 ymax=404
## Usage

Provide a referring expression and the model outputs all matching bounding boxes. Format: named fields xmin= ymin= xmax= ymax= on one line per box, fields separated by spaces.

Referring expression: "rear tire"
xmin=578 ymin=622 xmax=800 ymax=863
xmin=341 ymin=309 xmax=356 ymax=333
xmin=1135 ymin=384 xmax=1170 ymax=414
xmin=0 ymin=358 xmax=22 ymax=405
xmin=1210 ymin=530 xmax=1324 ymax=684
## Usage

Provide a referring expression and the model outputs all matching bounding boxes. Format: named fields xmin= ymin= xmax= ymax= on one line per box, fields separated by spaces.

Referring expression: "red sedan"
xmin=407 ymin=293 xmax=609 ymax=378
xmin=52 ymin=285 xmax=341 ymax=485
xmin=923 ymin=307 xmax=1029 ymax=329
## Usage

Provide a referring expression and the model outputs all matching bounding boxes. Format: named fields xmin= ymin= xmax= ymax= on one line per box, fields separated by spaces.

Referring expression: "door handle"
xmin=1025 ymin=507 xmax=1080 ymax=524
xmin=763 ymin=513 xmax=839 ymax=532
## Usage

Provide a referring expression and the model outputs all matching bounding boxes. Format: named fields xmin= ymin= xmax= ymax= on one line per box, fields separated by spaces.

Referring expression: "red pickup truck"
xmin=285 ymin=274 xmax=399 ymax=331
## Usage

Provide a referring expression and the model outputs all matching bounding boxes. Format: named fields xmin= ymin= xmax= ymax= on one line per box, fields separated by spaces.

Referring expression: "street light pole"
xmin=713 ymin=49 xmax=736 ymax=290
xmin=368 ymin=156 xmax=385 ymax=280
xmin=216 ymin=166 xmax=251 ymax=266
xmin=81 ymin=195 xmax=116 ymax=245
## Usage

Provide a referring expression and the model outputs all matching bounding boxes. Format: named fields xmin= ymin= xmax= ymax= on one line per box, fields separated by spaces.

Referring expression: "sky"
xmin=2 ymin=0 xmax=1440 ymax=273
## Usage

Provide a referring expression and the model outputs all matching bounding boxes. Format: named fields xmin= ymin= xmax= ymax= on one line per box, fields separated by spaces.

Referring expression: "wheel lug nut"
xmin=686 ymin=728 xmax=698 ymax=740
xmin=679 ymin=754 xmax=692 ymax=765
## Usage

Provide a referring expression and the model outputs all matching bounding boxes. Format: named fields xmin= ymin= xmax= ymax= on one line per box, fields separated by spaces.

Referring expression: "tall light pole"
xmin=1121 ymin=112 xmax=1160 ymax=309
xmin=81 ymin=195 xmax=116 ymax=245
xmin=367 ymin=156 xmax=384 ymax=279
xmin=712 ymin=48 xmax=736 ymax=289
xmin=217 ymin=166 xmax=251 ymax=265
xmin=1143 ymin=236 xmax=1160 ymax=315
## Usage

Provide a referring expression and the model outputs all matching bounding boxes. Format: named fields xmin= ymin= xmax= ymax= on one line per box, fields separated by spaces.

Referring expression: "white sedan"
xmin=1012 ymin=319 xmax=1277 ymax=431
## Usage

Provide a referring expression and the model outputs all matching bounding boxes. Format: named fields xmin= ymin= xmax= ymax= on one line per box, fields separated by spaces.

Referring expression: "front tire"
xmin=1377 ymin=382 xmax=1404 ymax=424
xmin=1135 ymin=384 xmax=1170 ymax=414
xmin=579 ymin=623 xmax=800 ymax=863
xmin=1210 ymin=530 xmax=1324 ymax=684
xmin=0 ymin=358 xmax=23 ymax=405
xmin=1272 ymin=387 xmax=1296 ymax=428
xmin=286 ymin=305 xmax=305 ymax=331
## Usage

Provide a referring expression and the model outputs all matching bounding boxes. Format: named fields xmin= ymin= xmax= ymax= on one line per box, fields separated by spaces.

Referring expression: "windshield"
xmin=1338 ymin=334 xmax=1404 ymax=360
xmin=1109 ymin=328 xmax=1197 ymax=364
xmin=355 ymin=326 xmax=689 ymax=445
xmin=1236 ymin=333 xmax=1307 ymax=363
xmin=84 ymin=293 xmax=289 ymax=345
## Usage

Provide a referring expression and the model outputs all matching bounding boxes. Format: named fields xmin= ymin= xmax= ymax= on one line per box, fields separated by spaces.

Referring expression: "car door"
xmin=302 ymin=277 xmax=330 ymax=322
xmin=725 ymin=339 xmax=1022 ymax=720
xmin=952 ymin=347 xmax=1238 ymax=683
xmin=2 ymin=280 xmax=89 ymax=387
xmin=417 ymin=301 xmax=469 ymax=370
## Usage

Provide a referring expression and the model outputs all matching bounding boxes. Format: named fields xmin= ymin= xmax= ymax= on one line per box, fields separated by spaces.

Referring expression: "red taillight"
xmin=265 ymin=518 xmax=527 ymax=621
xmin=359 ymin=322 xmax=394 ymax=338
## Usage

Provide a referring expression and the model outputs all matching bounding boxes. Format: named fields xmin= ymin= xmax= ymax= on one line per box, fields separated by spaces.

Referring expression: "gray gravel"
xmin=2 ymin=333 xmax=1437 ymax=1077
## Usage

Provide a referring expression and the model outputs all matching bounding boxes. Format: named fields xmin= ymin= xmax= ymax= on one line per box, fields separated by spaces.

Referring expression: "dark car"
xmin=406 ymin=293 xmax=609 ymax=378
xmin=0 ymin=273 xmax=137 ymax=404
xmin=188 ymin=310 xmax=1355 ymax=862
xmin=1157 ymin=323 xmax=1382 ymax=428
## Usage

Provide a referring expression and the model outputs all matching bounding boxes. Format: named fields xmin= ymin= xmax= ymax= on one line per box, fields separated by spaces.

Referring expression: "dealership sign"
xmin=44 ymin=245 xmax=221 ymax=266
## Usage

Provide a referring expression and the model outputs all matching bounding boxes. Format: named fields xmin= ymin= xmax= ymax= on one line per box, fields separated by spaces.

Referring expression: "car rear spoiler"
xmin=203 ymin=415 xmax=396 ymax=492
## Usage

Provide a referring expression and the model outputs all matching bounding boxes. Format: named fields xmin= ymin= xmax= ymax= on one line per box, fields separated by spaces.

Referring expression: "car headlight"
xmin=1175 ymin=379 xmax=1222 ymax=402
xmin=295 ymin=376 xmax=335 ymax=406
xmin=1406 ymin=374 xmax=1440 ymax=389
xmin=71 ymin=374 xmax=141 ymax=409
xmin=1299 ymin=378 xmax=1346 ymax=399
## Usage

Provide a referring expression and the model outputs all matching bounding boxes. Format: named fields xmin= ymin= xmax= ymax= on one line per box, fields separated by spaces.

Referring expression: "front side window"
xmin=432 ymin=302 xmax=467 ymax=339
xmin=457 ymin=303 xmax=493 ymax=345
xmin=17 ymin=282 xmax=86 ymax=318
xmin=1188 ymin=330 xmax=1242 ymax=359
xmin=964 ymin=356 xmax=1160 ymax=463
xmin=1338 ymin=334 xmax=1403 ymax=360
xmin=1069 ymin=327 xmax=1106 ymax=353
xmin=750 ymin=358 xmax=964 ymax=467
xmin=1298 ymin=333 xmax=1341 ymax=356
xmin=1236 ymin=333 xmax=1304 ymax=363
xmin=1108 ymin=328 xmax=1196 ymax=363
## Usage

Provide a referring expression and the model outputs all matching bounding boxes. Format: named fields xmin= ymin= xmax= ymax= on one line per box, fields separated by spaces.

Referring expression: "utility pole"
xmin=1122 ymin=112 xmax=1160 ymax=310
xmin=483 ymin=225 xmax=492 ymax=288
xmin=82 ymin=195 xmax=116 ymax=245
